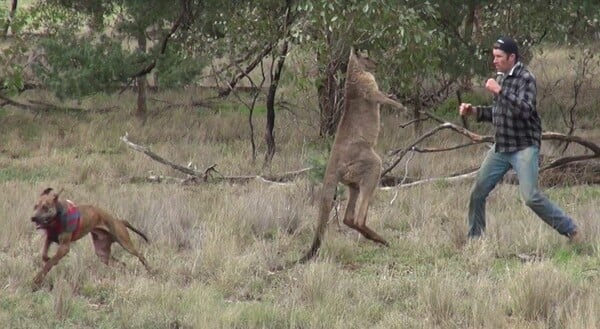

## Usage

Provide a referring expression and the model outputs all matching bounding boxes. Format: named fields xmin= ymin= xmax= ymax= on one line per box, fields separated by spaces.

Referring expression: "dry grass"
xmin=1 ymin=49 xmax=599 ymax=328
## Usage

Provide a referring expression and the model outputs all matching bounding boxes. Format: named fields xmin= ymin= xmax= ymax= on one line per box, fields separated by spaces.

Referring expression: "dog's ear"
xmin=53 ymin=188 xmax=64 ymax=202
xmin=41 ymin=188 xmax=53 ymax=195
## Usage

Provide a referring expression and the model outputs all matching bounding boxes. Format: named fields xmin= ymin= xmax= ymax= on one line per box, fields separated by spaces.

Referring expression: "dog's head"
xmin=31 ymin=188 xmax=62 ymax=229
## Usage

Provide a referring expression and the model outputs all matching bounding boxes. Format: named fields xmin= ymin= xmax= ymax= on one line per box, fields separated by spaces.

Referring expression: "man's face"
xmin=492 ymin=48 xmax=515 ymax=74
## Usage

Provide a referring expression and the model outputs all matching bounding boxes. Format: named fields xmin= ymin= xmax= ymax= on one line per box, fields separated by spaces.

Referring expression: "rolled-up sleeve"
xmin=476 ymin=105 xmax=493 ymax=122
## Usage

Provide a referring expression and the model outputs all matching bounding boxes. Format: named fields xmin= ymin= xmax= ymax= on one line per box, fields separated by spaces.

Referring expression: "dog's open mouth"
xmin=32 ymin=219 xmax=51 ymax=229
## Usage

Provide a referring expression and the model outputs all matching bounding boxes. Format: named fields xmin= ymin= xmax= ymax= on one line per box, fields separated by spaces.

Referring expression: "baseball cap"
xmin=493 ymin=37 xmax=519 ymax=56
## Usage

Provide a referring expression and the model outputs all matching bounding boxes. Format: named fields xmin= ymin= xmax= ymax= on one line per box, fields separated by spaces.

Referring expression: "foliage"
xmin=5 ymin=0 xmax=208 ymax=99
xmin=434 ymin=90 xmax=490 ymax=120
xmin=35 ymin=33 xmax=138 ymax=99
xmin=2 ymin=0 xmax=600 ymax=121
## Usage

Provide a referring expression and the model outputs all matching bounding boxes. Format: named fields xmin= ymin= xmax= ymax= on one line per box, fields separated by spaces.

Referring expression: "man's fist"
xmin=485 ymin=78 xmax=501 ymax=95
xmin=459 ymin=103 xmax=476 ymax=116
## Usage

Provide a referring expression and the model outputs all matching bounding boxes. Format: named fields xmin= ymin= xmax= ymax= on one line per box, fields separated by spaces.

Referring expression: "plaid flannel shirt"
xmin=476 ymin=61 xmax=542 ymax=153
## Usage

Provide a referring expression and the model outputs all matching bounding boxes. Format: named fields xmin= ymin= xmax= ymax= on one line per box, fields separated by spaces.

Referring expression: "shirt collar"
xmin=508 ymin=61 xmax=521 ymax=76
xmin=497 ymin=62 xmax=521 ymax=78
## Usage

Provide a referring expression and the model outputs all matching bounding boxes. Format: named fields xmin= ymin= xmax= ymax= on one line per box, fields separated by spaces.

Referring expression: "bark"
xmin=316 ymin=36 xmax=345 ymax=137
xmin=263 ymin=0 xmax=294 ymax=168
xmin=135 ymin=30 xmax=148 ymax=119
xmin=317 ymin=58 xmax=344 ymax=137
xmin=263 ymin=39 xmax=288 ymax=168
xmin=2 ymin=0 xmax=17 ymax=38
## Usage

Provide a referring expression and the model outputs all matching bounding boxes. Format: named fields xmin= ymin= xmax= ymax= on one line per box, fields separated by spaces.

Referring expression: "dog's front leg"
xmin=41 ymin=237 xmax=51 ymax=263
xmin=33 ymin=234 xmax=72 ymax=288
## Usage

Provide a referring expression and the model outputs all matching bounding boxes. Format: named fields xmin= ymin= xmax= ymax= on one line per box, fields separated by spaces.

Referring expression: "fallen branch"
xmin=384 ymin=117 xmax=600 ymax=180
xmin=0 ymin=93 xmax=38 ymax=112
xmin=382 ymin=169 xmax=479 ymax=191
xmin=120 ymin=133 xmax=313 ymax=184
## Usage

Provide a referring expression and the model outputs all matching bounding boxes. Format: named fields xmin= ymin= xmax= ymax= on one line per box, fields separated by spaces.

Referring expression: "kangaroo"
xmin=299 ymin=48 xmax=408 ymax=263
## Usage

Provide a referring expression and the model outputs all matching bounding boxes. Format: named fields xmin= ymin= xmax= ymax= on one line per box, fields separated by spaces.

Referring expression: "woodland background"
xmin=1 ymin=1 xmax=600 ymax=328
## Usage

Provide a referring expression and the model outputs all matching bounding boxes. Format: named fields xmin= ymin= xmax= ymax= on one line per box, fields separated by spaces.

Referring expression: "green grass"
xmin=0 ymin=165 xmax=61 ymax=182
xmin=0 ymin=48 xmax=599 ymax=328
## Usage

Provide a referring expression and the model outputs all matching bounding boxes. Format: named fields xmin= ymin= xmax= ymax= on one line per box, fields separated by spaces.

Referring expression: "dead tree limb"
xmin=120 ymin=133 xmax=210 ymax=179
xmin=120 ymin=133 xmax=312 ymax=184
xmin=0 ymin=93 xmax=38 ymax=112
xmin=383 ymin=118 xmax=600 ymax=184
xmin=382 ymin=122 xmax=492 ymax=177
xmin=381 ymin=169 xmax=479 ymax=191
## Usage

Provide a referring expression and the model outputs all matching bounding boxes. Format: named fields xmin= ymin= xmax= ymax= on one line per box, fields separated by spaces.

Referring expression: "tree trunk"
xmin=316 ymin=32 xmax=347 ymax=137
xmin=317 ymin=54 xmax=345 ymax=137
xmin=412 ymin=89 xmax=423 ymax=136
xmin=263 ymin=0 xmax=294 ymax=168
xmin=135 ymin=30 xmax=147 ymax=120
xmin=263 ymin=40 xmax=289 ymax=168
xmin=2 ymin=0 xmax=18 ymax=38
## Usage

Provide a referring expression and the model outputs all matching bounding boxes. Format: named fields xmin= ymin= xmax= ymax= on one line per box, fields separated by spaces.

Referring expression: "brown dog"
xmin=31 ymin=188 xmax=151 ymax=288
xmin=299 ymin=48 xmax=408 ymax=263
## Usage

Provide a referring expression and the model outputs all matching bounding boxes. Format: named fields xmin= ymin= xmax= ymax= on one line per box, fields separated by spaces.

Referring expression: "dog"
xmin=31 ymin=187 xmax=151 ymax=288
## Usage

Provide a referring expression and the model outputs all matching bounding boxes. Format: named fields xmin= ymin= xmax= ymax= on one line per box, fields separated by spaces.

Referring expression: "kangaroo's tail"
xmin=297 ymin=172 xmax=339 ymax=264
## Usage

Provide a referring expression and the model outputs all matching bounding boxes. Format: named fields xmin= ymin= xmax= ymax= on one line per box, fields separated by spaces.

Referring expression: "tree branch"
xmin=119 ymin=0 xmax=188 ymax=94
xmin=120 ymin=133 xmax=313 ymax=184
xmin=383 ymin=118 xmax=600 ymax=180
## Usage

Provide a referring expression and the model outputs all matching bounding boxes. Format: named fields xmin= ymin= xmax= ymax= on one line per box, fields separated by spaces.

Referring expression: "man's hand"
xmin=485 ymin=78 xmax=501 ymax=95
xmin=459 ymin=103 xmax=476 ymax=116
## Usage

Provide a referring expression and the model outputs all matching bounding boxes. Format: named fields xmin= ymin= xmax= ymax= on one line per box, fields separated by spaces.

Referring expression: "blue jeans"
xmin=468 ymin=145 xmax=577 ymax=238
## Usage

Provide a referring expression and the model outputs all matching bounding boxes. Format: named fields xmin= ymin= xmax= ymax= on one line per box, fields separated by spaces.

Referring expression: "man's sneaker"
xmin=568 ymin=230 xmax=583 ymax=244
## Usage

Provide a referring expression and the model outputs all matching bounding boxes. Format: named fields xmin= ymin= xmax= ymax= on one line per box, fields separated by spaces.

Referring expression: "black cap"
xmin=493 ymin=37 xmax=519 ymax=57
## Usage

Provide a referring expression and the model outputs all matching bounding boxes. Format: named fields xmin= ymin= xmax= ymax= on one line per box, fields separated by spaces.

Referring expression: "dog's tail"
xmin=297 ymin=169 xmax=339 ymax=264
xmin=123 ymin=220 xmax=149 ymax=243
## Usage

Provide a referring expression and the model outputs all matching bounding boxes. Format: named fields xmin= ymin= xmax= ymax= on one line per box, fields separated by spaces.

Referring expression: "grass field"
xmin=1 ymin=65 xmax=599 ymax=328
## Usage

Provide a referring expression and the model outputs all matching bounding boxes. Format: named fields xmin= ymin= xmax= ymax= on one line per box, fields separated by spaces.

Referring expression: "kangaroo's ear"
xmin=41 ymin=188 xmax=53 ymax=195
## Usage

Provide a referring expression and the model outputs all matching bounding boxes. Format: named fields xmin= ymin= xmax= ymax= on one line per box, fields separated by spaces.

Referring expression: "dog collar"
xmin=56 ymin=201 xmax=66 ymax=223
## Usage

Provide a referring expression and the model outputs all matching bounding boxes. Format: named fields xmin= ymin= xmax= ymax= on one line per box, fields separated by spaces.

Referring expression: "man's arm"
xmin=499 ymin=72 xmax=536 ymax=119
xmin=476 ymin=105 xmax=493 ymax=122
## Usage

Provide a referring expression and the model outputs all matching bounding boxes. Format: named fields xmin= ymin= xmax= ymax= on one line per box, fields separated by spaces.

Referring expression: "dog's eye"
xmin=41 ymin=206 xmax=48 ymax=211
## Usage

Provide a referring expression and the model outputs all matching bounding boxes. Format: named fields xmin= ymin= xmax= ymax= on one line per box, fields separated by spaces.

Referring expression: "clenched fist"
xmin=459 ymin=103 xmax=476 ymax=116
xmin=485 ymin=78 xmax=501 ymax=95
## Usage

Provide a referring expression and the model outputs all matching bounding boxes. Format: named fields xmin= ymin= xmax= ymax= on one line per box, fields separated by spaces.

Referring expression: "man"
xmin=459 ymin=36 xmax=582 ymax=243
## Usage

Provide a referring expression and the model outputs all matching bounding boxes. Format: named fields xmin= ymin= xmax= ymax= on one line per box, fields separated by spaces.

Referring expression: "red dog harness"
xmin=47 ymin=200 xmax=81 ymax=242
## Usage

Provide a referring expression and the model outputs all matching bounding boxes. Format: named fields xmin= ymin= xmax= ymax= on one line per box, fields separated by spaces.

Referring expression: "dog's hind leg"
xmin=91 ymin=229 xmax=113 ymax=266
xmin=115 ymin=233 xmax=151 ymax=272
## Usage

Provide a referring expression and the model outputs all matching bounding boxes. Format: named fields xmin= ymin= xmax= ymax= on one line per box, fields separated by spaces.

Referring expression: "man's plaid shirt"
xmin=476 ymin=61 xmax=542 ymax=153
